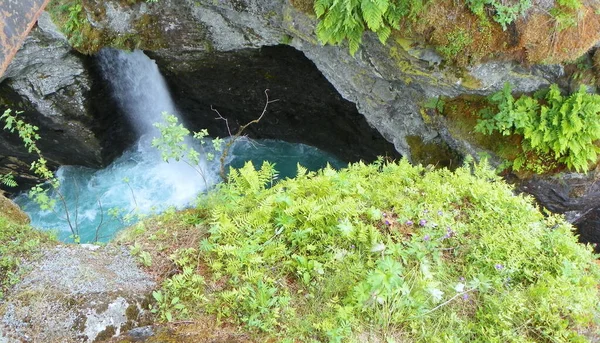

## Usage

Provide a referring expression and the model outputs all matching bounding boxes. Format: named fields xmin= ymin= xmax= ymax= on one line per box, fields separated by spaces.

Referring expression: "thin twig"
xmin=216 ymin=89 xmax=279 ymax=180
xmin=73 ymin=177 xmax=80 ymax=231
xmin=94 ymin=198 xmax=104 ymax=243
xmin=212 ymin=106 xmax=232 ymax=137
xmin=421 ymin=288 xmax=477 ymax=316
xmin=56 ymin=190 xmax=77 ymax=241
xmin=125 ymin=180 xmax=138 ymax=208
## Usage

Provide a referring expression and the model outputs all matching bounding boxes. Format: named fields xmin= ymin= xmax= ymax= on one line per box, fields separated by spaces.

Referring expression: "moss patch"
xmin=46 ymin=0 xmax=166 ymax=54
xmin=0 ymin=194 xmax=29 ymax=225
xmin=520 ymin=7 xmax=600 ymax=64
xmin=382 ymin=0 xmax=600 ymax=67
xmin=94 ymin=325 xmax=117 ymax=342
xmin=406 ymin=135 xmax=462 ymax=170
xmin=289 ymin=0 xmax=315 ymax=15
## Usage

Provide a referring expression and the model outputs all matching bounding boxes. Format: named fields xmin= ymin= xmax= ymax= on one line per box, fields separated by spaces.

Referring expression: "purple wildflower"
xmin=419 ymin=219 xmax=427 ymax=227
xmin=443 ymin=227 xmax=455 ymax=239
xmin=405 ymin=220 xmax=414 ymax=226
xmin=438 ymin=210 xmax=443 ymax=216
xmin=424 ymin=235 xmax=431 ymax=241
xmin=462 ymin=293 xmax=469 ymax=300
xmin=495 ymin=264 xmax=504 ymax=271
xmin=385 ymin=220 xmax=391 ymax=226
xmin=383 ymin=212 xmax=387 ymax=218
xmin=459 ymin=276 xmax=465 ymax=282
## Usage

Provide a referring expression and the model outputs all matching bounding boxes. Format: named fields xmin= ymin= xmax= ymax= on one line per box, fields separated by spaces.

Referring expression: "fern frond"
xmin=376 ymin=25 xmax=391 ymax=44
xmin=0 ymin=173 xmax=17 ymax=188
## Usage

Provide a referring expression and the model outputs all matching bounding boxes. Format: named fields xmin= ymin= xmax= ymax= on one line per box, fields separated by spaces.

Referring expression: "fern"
xmin=0 ymin=174 xmax=17 ymax=188
xmin=476 ymin=83 xmax=600 ymax=172
xmin=315 ymin=0 xmax=428 ymax=55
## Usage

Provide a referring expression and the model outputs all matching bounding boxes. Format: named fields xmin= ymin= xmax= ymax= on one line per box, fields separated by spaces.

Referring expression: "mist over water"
xmin=15 ymin=49 xmax=343 ymax=243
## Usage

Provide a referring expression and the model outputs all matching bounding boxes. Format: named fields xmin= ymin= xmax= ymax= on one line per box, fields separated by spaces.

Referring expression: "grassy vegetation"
xmin=0 ymin=196 xmax=55 ymax=300
xmin=118 ymin=159 xmax=600 ymax=342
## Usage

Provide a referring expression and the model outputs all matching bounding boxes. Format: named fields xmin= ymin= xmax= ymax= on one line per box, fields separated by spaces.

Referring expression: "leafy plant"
xmin=550 ymin=0 xmax=582 ymax=31
xmin=438 ymin=28 xmax=473 ymax=60
xmin=423 ymin=96 xmax=445 ymax=113
xmin=476 ymin=83 xmax=600 ymax=172
xmin=0 ymin=109 xmax=99 ymax=243
xmin=0 ymin=174 xmax=17 ymax=188
xmin=466 ymin=0 xmax=532 ymax=30
xmin=130 ymin=158 xmax=600 ymax=341
xmin=151 ymin=112 xmax=223 ymax=188
xmin=314 ymin=0 xmax=427 ymax=55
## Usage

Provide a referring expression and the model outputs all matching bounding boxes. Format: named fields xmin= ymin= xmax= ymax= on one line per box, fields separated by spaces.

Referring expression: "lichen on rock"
xmin=0 ymin=245 xmax=155 ymax=343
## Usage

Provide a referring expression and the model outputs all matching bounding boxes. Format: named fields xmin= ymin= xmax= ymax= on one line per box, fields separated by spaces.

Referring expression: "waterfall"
xmin=96 ymin=49 xmax=180 ymax=138
xmin=15 ymin=49 xmax=219 ymax=243
xmin=14 ymin=49 xmax=344 ymax=243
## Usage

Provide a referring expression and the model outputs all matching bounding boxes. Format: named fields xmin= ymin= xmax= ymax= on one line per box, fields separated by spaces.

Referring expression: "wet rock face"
xmin=0 ymin=13 xmax=123 ymax=193
xmin=152 ymin=45 xmax=400 ymax=163
xmin=516 ymin=172 xmax=600 ymax=250
xmin=72 ymin=0 xmax=565 ymax=160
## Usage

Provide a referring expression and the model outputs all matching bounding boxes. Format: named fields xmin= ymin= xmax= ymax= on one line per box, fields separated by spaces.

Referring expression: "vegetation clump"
xmin=475 ymin=83 xmax=600 ymax=173
xmin=46 ymin=0 xmax=165 ymax=54
xmin=0 ymin=196 xmax=55 ymax=300
xmin=311 ymin=0 xmax=598 ymax=65
xmin=123 ymin=158 xmax=600 ymax=342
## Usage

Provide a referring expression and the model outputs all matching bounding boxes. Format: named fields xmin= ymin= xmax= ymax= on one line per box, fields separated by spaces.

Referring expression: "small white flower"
xmin=455 ymin=282 xmax=465 ymax=293
xmin=370 ymin=242 xmax=386 ymax=252
xmin=429 ymin=288 xmax=444 ymax=302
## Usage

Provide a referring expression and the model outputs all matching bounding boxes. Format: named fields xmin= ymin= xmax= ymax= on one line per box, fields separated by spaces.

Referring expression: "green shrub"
xmin=144 ymin=158 xmax=600 ymax=342
xmin=466 ymin=0 xmax=532 ymax=30
xmin=476 ymin=83 xmax=600 ymax=172
xmin=550 ymin=0 xmax=582 ymax=31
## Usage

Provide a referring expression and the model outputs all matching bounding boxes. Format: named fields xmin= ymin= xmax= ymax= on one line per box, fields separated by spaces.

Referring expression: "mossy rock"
xmin=0 ymin=193 xmax=29 ymax=225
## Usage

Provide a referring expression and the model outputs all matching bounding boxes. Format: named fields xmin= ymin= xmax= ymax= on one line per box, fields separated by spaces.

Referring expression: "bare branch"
xmin=94 ymin=198 xmax=104 ymax=243
xmin=217 ymin=89 xmax=279 ymax=180
xmin=212 ymin=106 xmax=232 ymax=137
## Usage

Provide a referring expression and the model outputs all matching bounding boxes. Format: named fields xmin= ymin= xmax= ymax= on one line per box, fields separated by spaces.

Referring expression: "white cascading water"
xmin=15 ymin=49 xmax=218 ymax=242
xmin=96 ymin=49 xmax=181 ymax=137
xmin=15 ymin=49 xmax=343 ymax=243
